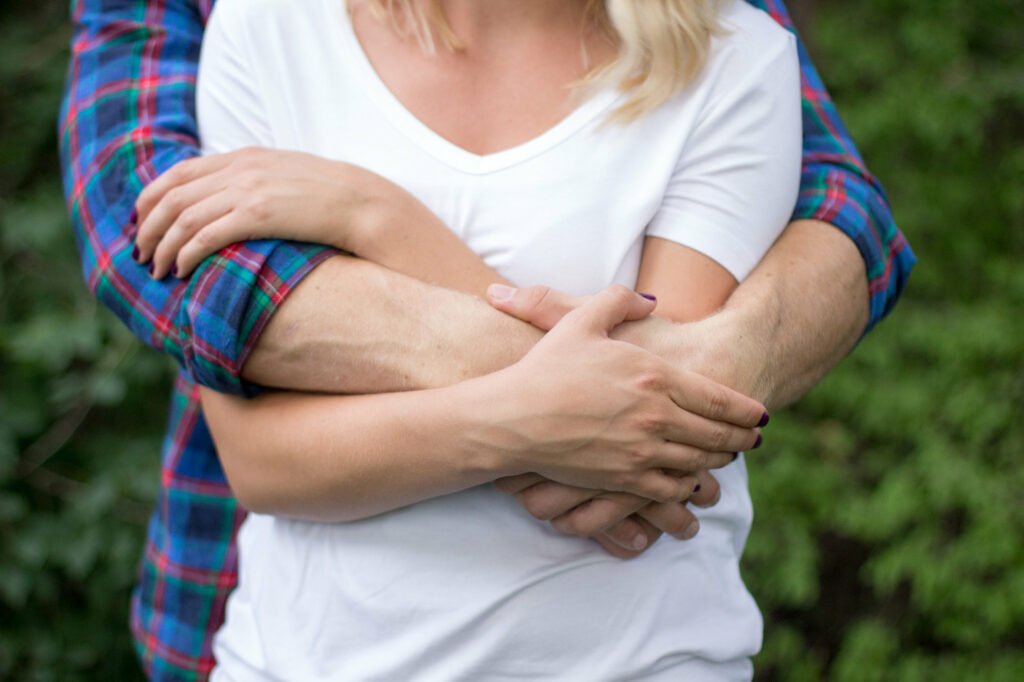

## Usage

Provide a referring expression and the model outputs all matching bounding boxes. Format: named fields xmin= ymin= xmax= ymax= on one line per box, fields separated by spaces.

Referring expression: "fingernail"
xmin=758 ymin=411 xmax=770 ymax=427
xmin=129 ymin=208 xmax=138 ymax=224
xmin=132 ymin=245 xmax=140 ymax=262
xmin=638 ymin=292 xmax=657 ymax=301
xmin=171 ymin=263 xmax=178 ymax=278
xmin=753 ymin=433 xmax=763 ymax=449
xmin=693 ymin=483 xmax=702 ymax=493
xmin=683 ymin=520 xmax=699 ymax=539
xmin=487 ymin=283 xmax=516 ymax=302
xmin=731 ymin=452 xmax=740 ymax=461
xmin=147 ymin=262 xmax=155 ymax=276
xmin=631 ymin=533 xmax=647 ymax=550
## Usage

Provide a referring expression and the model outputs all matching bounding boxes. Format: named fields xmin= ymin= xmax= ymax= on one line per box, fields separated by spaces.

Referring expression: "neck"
xmin=424 ymin=0 xmax=591 ymax=43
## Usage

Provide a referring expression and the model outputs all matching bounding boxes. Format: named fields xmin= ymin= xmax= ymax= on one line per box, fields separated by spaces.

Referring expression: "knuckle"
xmin=526 ymin=286 xmax=553 ymax=311
xmin=176 ymin=207 xmax=201 ymax=234
xmin=192 ymin=227 xmax=218 ymax=250
xmin=164 ymin=187 xmax=187 ymax=211
xmin=242 ymin=197 xmax=270 ymax=221
xmin=520 ymin=489 xmax=555 ymax=521
xmin=662 ymin=516 xmax=688 ymax=537
xmin=626 ymin=442 xmax=656 ymax=468
xmin=708 ymin=424 xmax=730 ymax=451
xmin=703 ymin=389 xmax=729 ymax=420
xmin=561 ymin=513 xmax=595 ymax=537
xmin=607 ymin=284 xmax=632 ymax=299
xmin=635 ymin=366 xmax=667 ymax=393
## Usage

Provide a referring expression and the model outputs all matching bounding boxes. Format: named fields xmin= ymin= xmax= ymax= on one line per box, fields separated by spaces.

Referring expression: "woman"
xmin=133 ymin=0 xmax=800 ymax=678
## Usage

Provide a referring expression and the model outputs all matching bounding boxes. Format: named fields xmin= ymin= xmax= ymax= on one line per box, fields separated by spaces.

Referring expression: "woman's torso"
xmin=201 ymin=0 xmax=798 ymax=678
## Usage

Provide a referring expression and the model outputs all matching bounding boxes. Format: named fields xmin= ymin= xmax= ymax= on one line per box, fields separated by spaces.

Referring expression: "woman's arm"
xmin=202 ymin=287 xmax=767 ymax=521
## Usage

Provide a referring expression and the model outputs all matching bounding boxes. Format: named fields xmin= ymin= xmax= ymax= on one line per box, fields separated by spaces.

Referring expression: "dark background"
xmin=1 ymin=0 xmax=1022 ymax=680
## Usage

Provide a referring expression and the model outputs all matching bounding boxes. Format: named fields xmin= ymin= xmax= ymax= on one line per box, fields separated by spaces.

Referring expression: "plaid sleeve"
xmin=746 ymin=0 xmax=916 ymax=330
xmin=59 ymin=0 xmax=336 ymax=396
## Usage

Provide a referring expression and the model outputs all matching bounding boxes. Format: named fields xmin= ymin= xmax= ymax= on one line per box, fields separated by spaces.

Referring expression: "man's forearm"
xmin=244 ymin=219 xmax=869 ymax=404
xmin=662 ymin=219 xmax=869 ymax=409
xmin=241 ymin=254 xmax=542 ymax=392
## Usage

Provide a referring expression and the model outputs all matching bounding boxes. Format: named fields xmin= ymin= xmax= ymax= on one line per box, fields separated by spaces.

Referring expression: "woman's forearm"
xmin=201 ymin=383 xmax=502 ymax=522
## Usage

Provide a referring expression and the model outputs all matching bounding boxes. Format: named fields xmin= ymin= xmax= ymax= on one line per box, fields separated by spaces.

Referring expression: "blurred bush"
xmin=1 ymin=2 xmax=170 ymax=680
xmin=0 ymin=0 xmax=1020 ymax=680
xmin=745 ymin=1 xmax=1024 ymax=680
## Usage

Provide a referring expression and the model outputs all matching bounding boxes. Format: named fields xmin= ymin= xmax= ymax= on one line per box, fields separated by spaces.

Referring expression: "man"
xmin=60 ymin=0 xmax=914 ymax=680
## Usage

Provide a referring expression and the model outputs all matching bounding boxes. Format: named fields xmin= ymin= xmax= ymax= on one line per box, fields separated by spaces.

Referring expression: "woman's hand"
xmin=479 ymin=286 xmax=765 ymax=502
xmin=131 ymin=147 xmax=415 ymax=279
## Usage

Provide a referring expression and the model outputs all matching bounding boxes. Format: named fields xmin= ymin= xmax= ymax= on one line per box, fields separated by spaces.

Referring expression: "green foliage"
xmin=0 ymin=0 xmax=1020 ymax=680
xmin=1 ymin=3 xmax=169 ymax=680
xmin=747 ymin=1 xmax=1024 ymax=680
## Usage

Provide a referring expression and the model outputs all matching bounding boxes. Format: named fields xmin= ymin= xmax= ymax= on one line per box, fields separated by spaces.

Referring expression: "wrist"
xmin=617 ymin=312 xmax=771 ymax=404
xmin=442 ymin=369 xmax=531 ymax=479
xmin=680 ymin=309 xmax=773 ymax=404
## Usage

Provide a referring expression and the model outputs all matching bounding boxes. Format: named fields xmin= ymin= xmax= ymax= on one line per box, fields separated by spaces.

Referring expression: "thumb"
xmin=568 ymin=285 xmax=657 ymax=336
xmin=487 ymin=284 xmax=585 ymax=331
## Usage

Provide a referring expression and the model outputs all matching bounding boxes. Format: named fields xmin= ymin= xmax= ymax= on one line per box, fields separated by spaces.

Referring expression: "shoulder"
xmin=207 ymin=0 xmax=327 ymax=41
xmin=704 ymin=0 xmax=798 ymax=85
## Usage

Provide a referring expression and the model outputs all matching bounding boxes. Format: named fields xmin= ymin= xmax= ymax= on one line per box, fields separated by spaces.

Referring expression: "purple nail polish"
xmin=693 ymin=484 xmax=702 ymax=493
xmin=757 ymin=411 xmax=770 ymax=428
xmin=132 ymin=245 xmax=140 ymax=262
xmin=148 ymin=262 xmax=155 ymax=276
xmin=638 ymin=292 xmax=657 ymax=302
xmin=129 ymin=208 xmax=138 ymax=224
xmin=171 ymin=263 xmax=179 ymax=278
xmin=753 ymin=433 xmax=763 ymax=449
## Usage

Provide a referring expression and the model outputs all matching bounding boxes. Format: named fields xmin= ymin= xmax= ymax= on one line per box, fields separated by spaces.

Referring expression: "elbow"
xmin=212 ymin=436 xmax=285 ymax=516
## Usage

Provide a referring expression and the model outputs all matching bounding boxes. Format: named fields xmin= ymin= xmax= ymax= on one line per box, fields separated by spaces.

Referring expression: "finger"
xmin=688 ymin=470 xmax=722 ymax=508
xmin=601 ymin=514 xmax=650 ymax=551
xmin=486 ymin=284 xmax=585 ymax=331
xmin=651 ymin=441 xmax=737 ymax=473
xmin=566 ymin=285 xmax=656 ymax=337
xmin=150 ymin=188 xmax=236 ymax=279
xmin=174 ymin=209 xmax=265 ymax=278
xmin=657 ymin=403 xmax=762 ymax=455
xmin=592 ymin=531 xmax=645 ymax=560
xmin=135 ymin=154 xmax=234 ymax=225
xmin=666 ymin=367 xmax=768 ymax=429
xmin=636 ymin=501 xmax=701 ymax=541
xmin=135 ymin=170 xmax=232 ymax=264
xmin=516 ymin=481 xmax=600 ymax=521
xmin=493 ymin=473 xmax=546 ymax=495
xmin=549 ymin=492 xmax=648 ymax=537
xmin=600 ymin=516 xmax=664 ymax=555
xmin=623 ymin=470 xmax=691 ymax=503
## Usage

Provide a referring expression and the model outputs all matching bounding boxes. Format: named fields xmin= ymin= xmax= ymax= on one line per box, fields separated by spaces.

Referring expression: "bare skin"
xmin=133 ymin=0 xmax=870 ymax=554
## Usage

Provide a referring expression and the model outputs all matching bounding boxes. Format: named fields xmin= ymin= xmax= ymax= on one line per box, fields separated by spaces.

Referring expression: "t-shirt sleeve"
xmin=196 ymin=0 xmax=273 ymax=152
xmin=645 ymin=34 xmax=802 ymax=282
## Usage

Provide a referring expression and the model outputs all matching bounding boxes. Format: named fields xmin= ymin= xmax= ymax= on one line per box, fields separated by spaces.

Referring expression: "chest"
xmin=347 ymin=5 xmax=615 ymax=157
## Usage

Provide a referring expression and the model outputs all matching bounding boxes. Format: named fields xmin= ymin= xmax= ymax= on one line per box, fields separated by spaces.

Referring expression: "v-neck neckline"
xmin=328 ymin=0 xmax=620 ymax=176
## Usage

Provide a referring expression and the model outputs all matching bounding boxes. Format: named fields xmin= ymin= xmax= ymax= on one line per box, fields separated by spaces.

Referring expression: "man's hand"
xmin=494 ymin=470 xmax=723 ymax=558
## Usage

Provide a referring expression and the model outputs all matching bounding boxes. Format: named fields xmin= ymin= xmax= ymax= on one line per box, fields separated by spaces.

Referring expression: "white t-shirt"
xmin=199 ymin=0 xmax=801 ymax=680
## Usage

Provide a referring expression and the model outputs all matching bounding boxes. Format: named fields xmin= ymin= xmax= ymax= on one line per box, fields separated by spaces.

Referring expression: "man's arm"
xmin=60 ymin=0 xmax=336 ymax=396
xmin=749 ymin=0 xmax=915 ymax=330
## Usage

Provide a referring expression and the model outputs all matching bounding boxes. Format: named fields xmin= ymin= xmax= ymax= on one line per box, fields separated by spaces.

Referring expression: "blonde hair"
xmin=355 ymin=0 xmax=724 ymax=122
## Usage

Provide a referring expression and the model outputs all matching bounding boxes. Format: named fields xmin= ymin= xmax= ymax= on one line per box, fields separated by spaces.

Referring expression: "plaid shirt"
xmin=59 ymin=1 xmax=915 ymax=680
